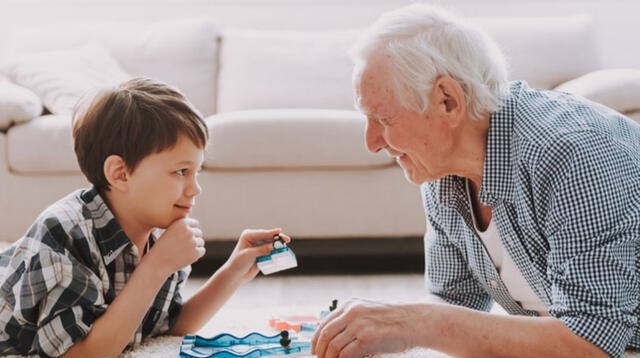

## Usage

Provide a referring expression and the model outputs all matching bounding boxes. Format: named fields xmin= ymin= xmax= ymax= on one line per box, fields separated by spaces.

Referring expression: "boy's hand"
xmin=148 ymin=218 xmax=205 ymax=277
xmin=223 ymin=228 xmax=291 ymax=284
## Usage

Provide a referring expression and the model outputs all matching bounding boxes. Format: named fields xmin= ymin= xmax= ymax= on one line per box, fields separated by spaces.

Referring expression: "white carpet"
xmin=121 ymin=306 xmax=452 ymax=358
xmin=119 ymin=304 xmax=640 ymax=358
xmin=3 ymin=274 xmax=640 ymax=357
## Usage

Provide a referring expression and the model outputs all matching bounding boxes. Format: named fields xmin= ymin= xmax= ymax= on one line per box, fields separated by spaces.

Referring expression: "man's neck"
xmin=451 ymin=113 xmax=491 ymax=188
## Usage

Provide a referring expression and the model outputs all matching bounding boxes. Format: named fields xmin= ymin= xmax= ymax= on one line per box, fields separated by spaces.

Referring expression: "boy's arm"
xmin=62 ymin=218 xmax=205 ymax=358
xmin=61 ymin=255 xmax=168 ymax=358
xmin=170 ymin=228 xmax=287 ymax=335
xmin=169 ymin=264 xmax=241 ymax=336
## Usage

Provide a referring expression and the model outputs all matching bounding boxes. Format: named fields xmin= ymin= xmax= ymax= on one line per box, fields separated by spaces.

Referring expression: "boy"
xmin=0 ymin=78 xmax=289 ymax=357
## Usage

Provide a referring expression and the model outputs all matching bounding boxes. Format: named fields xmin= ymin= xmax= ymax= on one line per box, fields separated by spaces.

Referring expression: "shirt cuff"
xmin=560 ymin=314 xmax=634 ymax=358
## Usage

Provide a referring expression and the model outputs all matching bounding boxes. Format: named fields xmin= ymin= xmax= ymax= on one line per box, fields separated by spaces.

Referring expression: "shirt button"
xmin=490 ymin=280 xmax=499 ymax=288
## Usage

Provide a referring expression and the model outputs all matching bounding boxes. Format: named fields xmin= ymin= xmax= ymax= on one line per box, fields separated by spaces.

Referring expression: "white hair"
xmin=350 ymin=4 xmax=508 ymax=120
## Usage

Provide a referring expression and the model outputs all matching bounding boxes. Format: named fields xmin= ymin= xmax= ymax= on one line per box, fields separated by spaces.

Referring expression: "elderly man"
xmin=311 ymin=4 xmax=639 ymax=358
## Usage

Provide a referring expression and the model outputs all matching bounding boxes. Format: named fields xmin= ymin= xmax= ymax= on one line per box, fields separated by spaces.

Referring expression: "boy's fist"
xmin=150 ymin=218 xmax=206 ymax=276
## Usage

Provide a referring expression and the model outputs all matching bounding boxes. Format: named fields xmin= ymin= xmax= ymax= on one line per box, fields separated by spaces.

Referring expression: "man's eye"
xmin=176 ymin=169 xmax=187 ymax=176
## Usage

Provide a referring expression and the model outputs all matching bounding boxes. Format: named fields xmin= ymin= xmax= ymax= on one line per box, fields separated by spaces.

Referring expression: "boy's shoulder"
xmin=19 ymin=187 xmax=102 ymax=257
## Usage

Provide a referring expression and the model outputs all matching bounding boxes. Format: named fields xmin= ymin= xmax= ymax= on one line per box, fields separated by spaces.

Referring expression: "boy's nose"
xmin=186 ymin=177 xmax=202 ymax=197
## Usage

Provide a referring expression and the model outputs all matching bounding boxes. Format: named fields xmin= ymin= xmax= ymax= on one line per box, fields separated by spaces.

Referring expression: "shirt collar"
xmin=478 ymin=81 xmax=525 ymax=206
xmin=438 ymin=81 xmax=525 ymax=207
xmin=79 ymin=186 xmax=132 ymax=265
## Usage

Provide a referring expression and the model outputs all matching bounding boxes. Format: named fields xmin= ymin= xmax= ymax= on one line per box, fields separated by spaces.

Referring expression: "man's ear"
xmin=103 ymin=155 xmax=129 ymax=192
xmin=431 ymin=76 xmax=467 ymax=127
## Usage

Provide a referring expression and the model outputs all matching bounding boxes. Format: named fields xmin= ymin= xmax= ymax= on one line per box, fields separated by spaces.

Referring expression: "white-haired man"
xmin=312 ymin=4 xmax=639 ymax=358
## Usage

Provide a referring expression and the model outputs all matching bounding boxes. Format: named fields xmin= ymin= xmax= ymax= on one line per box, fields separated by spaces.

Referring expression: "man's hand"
xmin=311 ymin=298 xmax=422 ymax=358
xmin=148 ymin=218 xmax=205 ymax=277
xmin=222 ymin=228 xmax=291 ymax=284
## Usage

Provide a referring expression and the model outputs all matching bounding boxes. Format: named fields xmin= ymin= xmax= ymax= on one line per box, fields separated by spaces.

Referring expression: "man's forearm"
xmin=62 ymin=256 xmax=169 ymax=358
xmin=414 ymin=303 xmax=608 ymax=358
xmin=170 ymin=265 xmax=241 ymax=335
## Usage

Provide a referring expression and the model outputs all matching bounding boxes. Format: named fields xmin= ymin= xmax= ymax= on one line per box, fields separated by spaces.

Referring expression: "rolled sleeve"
xmin=536 ymin=131 xmax=640 ymax=357
xmin=561 ymin=315 xmax=635 ymax=358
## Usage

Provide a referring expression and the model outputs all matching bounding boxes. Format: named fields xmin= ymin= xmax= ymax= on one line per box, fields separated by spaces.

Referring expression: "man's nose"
xmin=365 ymin=120 xmax=385 ymax=153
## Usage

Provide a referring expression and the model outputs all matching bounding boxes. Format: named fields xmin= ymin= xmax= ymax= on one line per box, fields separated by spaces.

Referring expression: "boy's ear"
xmin=103 ymin=155 xmax=129 ymax=192
xmin=430 ymin=76 xmax=467 ymax=127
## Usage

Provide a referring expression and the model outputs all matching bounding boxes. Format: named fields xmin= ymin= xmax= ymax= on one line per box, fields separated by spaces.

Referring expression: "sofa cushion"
xmin=554 ymin=69 xmax=640 ymax=114
xmin=7 ymin=110 xmax=392 ymax=173
xmin=217 ymin=28 xmax=362 ymax=113
xmin=2 ymin=43 xmax=130 ymax=114
xmin=204 ymin=109 xmax=393 ymax=169
xmin=217 ymin=15 xmax=599 ymax=114
xmin=474 ymin=15 xmax=600 ymax=89
xmin=2 ymin=19 xmax=220 ymax=116
xmin=0 ymin=80 xmax=42 ymax=130
xmin=7 ymin=114 xmax=78 ymax=173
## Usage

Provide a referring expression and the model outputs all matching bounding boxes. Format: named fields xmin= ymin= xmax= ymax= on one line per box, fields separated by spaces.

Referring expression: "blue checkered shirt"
xmin=424 ymin=81 xmax=639 ymax=357
xmin=0 ymin=187 xmax=190 ymax=357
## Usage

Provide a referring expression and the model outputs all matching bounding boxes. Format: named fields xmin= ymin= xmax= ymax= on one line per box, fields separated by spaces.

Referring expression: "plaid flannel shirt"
xmin=424 ymin=81 xmax=640 ymax=358
xmin=0 ymin=187 xmax=190 ymax=357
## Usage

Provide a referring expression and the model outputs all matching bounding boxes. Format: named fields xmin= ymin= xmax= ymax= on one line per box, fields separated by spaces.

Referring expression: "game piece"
xmin=256 ymin=235 xmax=297 ymax=275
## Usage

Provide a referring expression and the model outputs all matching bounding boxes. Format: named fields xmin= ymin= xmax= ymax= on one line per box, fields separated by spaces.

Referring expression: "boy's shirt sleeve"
xmin=0 ymin=221 xmax=107 ymax=357
xmin=167 ymin=265 xmax=191 ymax=330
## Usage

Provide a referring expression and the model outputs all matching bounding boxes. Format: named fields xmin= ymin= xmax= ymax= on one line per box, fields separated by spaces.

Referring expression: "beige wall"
xmin=0 ymin=0 xmax=639 ymax=68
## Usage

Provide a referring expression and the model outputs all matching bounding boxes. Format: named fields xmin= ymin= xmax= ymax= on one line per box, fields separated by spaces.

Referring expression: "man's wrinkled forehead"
xmin=353 ymin=56 xmax=394 ymax=117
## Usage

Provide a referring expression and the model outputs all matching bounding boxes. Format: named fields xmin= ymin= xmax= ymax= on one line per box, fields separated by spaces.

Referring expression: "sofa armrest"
xmin=0 ymin=80 xmax=43 ymax=131
xmin=554 ymin=69 xmax=640 ymax=114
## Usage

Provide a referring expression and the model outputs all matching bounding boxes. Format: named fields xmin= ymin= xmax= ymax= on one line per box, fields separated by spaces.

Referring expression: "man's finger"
xmin=312 ymin=306 xmax=344 ymax=352
xmin=339 ymin=337 xmax=368 ymax=358
xmin=314 ymin=313 xmax=348 ymax=358
xmin=324 ymin=329 xmax=355 ymax=358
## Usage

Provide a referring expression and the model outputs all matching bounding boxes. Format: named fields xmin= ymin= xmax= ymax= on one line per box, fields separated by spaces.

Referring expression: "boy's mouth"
xmin=174 ymin=204 xmax=193 ymax=212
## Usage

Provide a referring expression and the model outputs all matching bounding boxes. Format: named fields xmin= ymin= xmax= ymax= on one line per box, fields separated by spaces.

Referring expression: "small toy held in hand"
xmin=256 ymin=235 xmax=297 ymax=275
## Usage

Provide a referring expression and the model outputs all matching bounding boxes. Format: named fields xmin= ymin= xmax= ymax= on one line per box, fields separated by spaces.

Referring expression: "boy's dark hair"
xmin=72 ymin=77 xmax=209 ymax=192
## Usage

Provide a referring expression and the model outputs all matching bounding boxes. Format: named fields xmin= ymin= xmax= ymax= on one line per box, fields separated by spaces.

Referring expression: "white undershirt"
xmin=465 ymin=180 xmax=548 ymax=315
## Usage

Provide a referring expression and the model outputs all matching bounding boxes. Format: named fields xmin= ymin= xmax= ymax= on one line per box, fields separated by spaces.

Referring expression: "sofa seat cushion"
xmin=7 ymin=114 xmax=78 ymax=173
xmin=7 ymin=110 xmax=393 ymax=173
xmin=204 ymin=109 xmax=393 ymax=169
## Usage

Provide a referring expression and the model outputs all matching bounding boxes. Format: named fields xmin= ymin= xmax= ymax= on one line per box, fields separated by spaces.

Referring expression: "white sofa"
xmin=1 ymin=14 xmax=639 ymax=243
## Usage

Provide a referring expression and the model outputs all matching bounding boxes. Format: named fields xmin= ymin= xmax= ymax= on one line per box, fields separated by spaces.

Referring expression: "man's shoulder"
xmin=506 ymin=81 xmax=640 ymax=166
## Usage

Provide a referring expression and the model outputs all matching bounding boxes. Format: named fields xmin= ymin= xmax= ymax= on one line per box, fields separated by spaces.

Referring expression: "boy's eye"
xmin=175 ymin=169 xmax=188 ymax=176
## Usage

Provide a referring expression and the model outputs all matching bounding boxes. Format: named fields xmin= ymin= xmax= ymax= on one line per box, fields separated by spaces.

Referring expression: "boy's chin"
xmin=155 ymin=215 xmax=187 ymax=229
